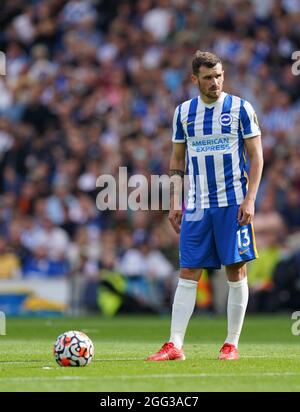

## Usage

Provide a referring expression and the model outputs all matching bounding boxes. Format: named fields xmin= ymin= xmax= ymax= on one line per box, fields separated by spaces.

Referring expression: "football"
xmin=53 ymin=330 xmax=94 ymax=367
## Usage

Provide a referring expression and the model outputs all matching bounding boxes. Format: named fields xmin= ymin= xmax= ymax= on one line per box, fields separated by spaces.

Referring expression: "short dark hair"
xmin=192 ymin=51 xmax=222 ymax=75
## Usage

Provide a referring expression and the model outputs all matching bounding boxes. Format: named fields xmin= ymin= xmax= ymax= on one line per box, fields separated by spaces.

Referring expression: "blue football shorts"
xmin=179 ymin=204 xmax=258 ymax=269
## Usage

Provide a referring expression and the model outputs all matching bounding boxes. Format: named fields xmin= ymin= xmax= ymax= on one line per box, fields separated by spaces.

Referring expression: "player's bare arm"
xmin=238 ymin=135 xmax=264 ymax=226
xmin=169 ymin=142 xmax=186 ymax=234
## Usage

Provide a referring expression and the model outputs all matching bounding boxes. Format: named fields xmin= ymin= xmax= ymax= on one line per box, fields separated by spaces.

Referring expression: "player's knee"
xmin=180 ymin=268 xmax=202 ymax=281
xmin=226 ymin=262 xmax=247 ymax=281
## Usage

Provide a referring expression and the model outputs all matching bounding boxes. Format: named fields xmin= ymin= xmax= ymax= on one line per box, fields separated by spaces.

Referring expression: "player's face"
xmin=192 ymin=63 xmax=224 ymax=101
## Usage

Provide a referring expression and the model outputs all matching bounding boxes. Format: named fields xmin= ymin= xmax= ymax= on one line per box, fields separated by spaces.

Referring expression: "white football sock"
xmin=169 ymin=278 xmax=198 ymax=349
xmin=225 ymin=277 xmax=249 ymax=348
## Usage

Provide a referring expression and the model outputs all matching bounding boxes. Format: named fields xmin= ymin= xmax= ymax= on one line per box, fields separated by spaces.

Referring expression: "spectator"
xmin=281 ymin=191 xmax=300 ymax=232
xmin=0 ymin=236 xmax=21 ymax=279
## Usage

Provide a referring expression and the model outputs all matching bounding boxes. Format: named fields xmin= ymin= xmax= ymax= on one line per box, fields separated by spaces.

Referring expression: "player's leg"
xmin=146 ymin=268 xmax=201 ymax=361
xmin=219 ymin=261 xmax=248 ymax=360
xmin=169 ymin=268 xmax=202 ymax=351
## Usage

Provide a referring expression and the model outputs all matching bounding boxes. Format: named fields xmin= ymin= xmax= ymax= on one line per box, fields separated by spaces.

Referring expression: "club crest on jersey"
xmin=219 ymin=113 xmax=233 ymax=126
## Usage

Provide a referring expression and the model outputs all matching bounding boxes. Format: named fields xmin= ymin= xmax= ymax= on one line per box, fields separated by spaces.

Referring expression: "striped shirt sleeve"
xmin=240 ymin=100 xmax=261 ymax=139
xmin=172 ymin=104 xmax=186 ymax=142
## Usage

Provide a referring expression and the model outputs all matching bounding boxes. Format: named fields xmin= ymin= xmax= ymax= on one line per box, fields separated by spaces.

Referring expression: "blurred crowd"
xmin=0 ymin=0 xmax=300 ymax=313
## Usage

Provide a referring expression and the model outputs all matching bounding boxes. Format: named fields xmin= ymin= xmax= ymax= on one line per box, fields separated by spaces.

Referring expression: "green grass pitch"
xmin=0 ymin=314 xmax=299 ymax=392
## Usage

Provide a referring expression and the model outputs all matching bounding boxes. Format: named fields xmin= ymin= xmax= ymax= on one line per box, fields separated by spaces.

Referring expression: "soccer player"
xmin=147 ymin=51 xmax=263 ymax=361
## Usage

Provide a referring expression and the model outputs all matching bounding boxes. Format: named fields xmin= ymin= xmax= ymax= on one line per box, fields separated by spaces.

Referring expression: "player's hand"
xmin=168 ymin=209 xmax=182 ymax=234
xmin=238 ymin=198 xmax=255 ymax=226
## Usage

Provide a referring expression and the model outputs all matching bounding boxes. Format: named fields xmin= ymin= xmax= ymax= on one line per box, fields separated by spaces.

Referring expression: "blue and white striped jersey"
xmin=172 ymin=92 xmax=260 ymax=209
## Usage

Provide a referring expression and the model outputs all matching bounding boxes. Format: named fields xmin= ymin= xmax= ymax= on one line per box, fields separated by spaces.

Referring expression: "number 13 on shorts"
xmin=237 ymin=224 xmax=258 ymax=258
xmin=237 ymin=227 xmax=250 ymax=248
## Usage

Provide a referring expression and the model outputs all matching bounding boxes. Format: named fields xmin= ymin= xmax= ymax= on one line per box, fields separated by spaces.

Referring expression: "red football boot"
xmin=218 ymin=343 xmax=239 ymax=360
xmin=146 ymin=342 xmax=185 ymax=361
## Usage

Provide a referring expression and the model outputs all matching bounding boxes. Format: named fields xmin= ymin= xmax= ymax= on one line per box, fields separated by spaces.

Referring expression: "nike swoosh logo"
xmin=186 ymin=121 xmax=194 ymax=126
xmin=239 ymin=248 xmax=249 ymax=255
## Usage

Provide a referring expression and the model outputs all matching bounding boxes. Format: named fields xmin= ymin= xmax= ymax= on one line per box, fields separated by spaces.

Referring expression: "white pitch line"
xmin=1 ymin=354 xmax=300 ymax=365
xmin=0 ymin=358 xmax=142 ymax=365
xmin=0 ymin=372 xmax=300 ymax=382
xmin=242 ymin=355 xmax=300 ymax=358
xmin=0 ymin=361 xmax=43 ymax=365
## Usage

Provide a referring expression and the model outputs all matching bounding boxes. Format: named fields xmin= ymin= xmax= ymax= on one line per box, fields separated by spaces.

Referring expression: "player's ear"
xmin=191 ymin=74 xmax=198 ymax=85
